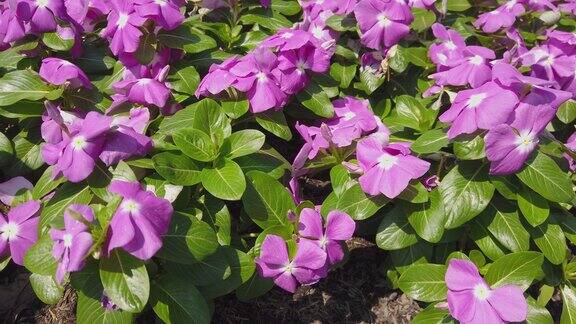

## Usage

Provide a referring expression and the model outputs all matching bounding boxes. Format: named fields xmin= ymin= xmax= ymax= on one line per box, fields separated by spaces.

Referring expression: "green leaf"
xmin=491 ymin=175 xmax=521 ymax=200
xmin=410 ymin=8 xmax=436 ymax=32
xmin=199 ymin=194 xmax=232 ymax=245
xmin=174 ymin=129 xmax=219 ymax=162
xmin=201 ymin=159 xmax=246 ymax=201
xmin=197 ymin=248 xmax=255 ymax=299
xmin=406 ymin=190 xmax=446 ymax=243
xmin=0 ymin=131 xmax=13 ymax=167
xmin=530 ymin=220 xmax=567 ymax=265
xmin=24 ymin=235 xmax=58 ymax=275
xmin=100 ymin=250 xmax=150 ymax=313
xmin=40 ymin=182 xmax=93 ymax=230
xmin=255 ymin=110 xmax=292 ymax=140
xmin=453 ymin=134 xmax=485 ymax=160
xmin=412 ymin=304 xmax=455 ymax=324
xmin=296 ymin=80 xmax=334 ymax=118
xmin=411 ymin=129 xmax=449 ymax=154
xmin=527 ymin=297 xmax=553 ymax=324
xmin=517 ymin=151 xmax=575 ymax=203
xmin=359 ymin=68 xmax=385 ymax=94
xmin=484 ymin=251 xmax=544 ymax=290
xmin=234 ymin=149 xmax=289 ymax=180
xmin=151 ymin=275 xmax=211 ymax=324
xmin=562 ymin=285 xmax=576 ymax=324
xmin=168 ymin=66 xmax=200 ymax=95
xmin=398 ymin=264 xmax=447 ymax=302
xmin=321 ymin=183 xmax=389 ymax=220
xmin=42 ymin=31 xmax=74 ymax=51
xmin=0 ymin=70 xmax=50 ymax=106
xmin=376 ymin=206 xmax=419 ymax=250
xmin=398 ymin=182 xmax=429 ymax=204
xmin=6 ymin=136 xmax=44 ymax=177
xmin=390 ymin=241 xmax=433 ymax=274
xmin=518 ymin=185 xmax=550 ymax=227
xmin=30 ymin=274 xmax=64 ymax=305
xmin=32 ymin=166 xmax=65 ymax=199
xmin=236 ymin=273 xmax=274 ymax=301
xmin=439 ymin=162 xmax=494 ymax=229
xmin=72 ymin=262 xmax=133 ymax=324
xmin=403 ymin=47 xmax=434 ymax=68
xmin=0 ymin=41 xmax=38 ymax=71
xmin=242 ymin=171 xmax=294 ymax=229
xmin=330 ymin=164 xmax=354 ymax=197
xmin=325 ymin=15 xmax=356 ymax=32
xmin=226 ymin=130 xmax=266 ymax=159
xmin=271 ymin=0 xmax=301 ymax=15
xmin=152 ymin=151 xmax=202 ymax=186
xmin=157 ymin=212 xmax=219 ymax=264
xmin=470 ymin=218 xmax=507 ymax=261
xmin=391 ymin=95 xmax=433 ymax=132
xmin=158 ymin=24 xmax=217 ymax=54
xmin=330 ymin=62 xmax=357 ymax=89
xmin=557 ymin=100 xmax=576 ymax=124
xmin=477 ymin=197 xmax=530 ymax=253
xmin=240 ymin=9 xmax=292 ymax=31
xmin=221 ymin=99 xmax=249 ymax=119
xmin=444 ymin=0 xmax=471 ymax=11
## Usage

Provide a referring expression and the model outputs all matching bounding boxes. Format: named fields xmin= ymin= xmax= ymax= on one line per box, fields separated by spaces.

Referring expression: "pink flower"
xmin=446 ymin=259 xmax=527 ymax=323
xmin=16 ymin=0 xmax=64 ymax=33
xmin=298 ymin=208 xmax=355 ymax=265
xmin=105 ymin=180 xmax=173 ymax=260
xmin=0 ymin=200 xmax=40 ymax=266
xmin=39 ymin=58 xmax=92 ymax=89
xmin=276 ymin=43 xmax=331 ymax=94
xmin=354 ymin=0 xmax=413 ymax=51
xmin=439 ymin=81 xmax=519 ymax=139
xmin=357 ymin=136 xmax=430 ymax=198
xmin=521 ymin=45 xmax=576 ymax=84
xmin=485 ymin=104 xmax=556 ymax=175
xmin=329 ymin=97 xmax=379 ymax=147
xmin=101 ymin=0 xmax=146 ymax=56
xmin=430 ymin=46 xmax=495 ymax=88
xmin=0 ymin=177 xmax=33 ymax=206
xmin=564 ymin=132 xmax=576 ymax=171
xmin=473 ymin=1 xmax=524 ymax=33
xmin=134 ymin=0 xmax=184 ymax=30
xmin=196 ymin=55 xmax=241 ymax=98
xmin=111 ymin=66 xmax=173 ymax=114
xmin=429 ymin=23 xmax=466 ymax=67
xmin=50 ymin=204 xmax=94 ymax=283
xmin=255 ymin=235 xmax=327 ymax=293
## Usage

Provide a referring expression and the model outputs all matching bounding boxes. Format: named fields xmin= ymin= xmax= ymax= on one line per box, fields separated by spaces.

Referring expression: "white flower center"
xmin=36 ymin=0 xmax=49 ymax=8
xmin=0 ymin=222 xmax=19 ymax=241
xmin=544 ymin=56 xmax=554 ymax=66
xmin=63 ymin=234 xmax=73 ymax=248
xmin=71 ymin=136 xmax=87 ymax=150
xmin=137 ymin=78 xmax=152 ymax=85
xmin=466 ymin=93 xmax=487 ymax=108
xmin=444 ymin=41 xmax=457 ymax=50
xmin=532 ymin=49 xmax=549 ymax=62
xmin=256 ymin=72 xmax=268 ymax=82
xmin=312 ymin=26 xmax=324 ymax=39
xmin=437 ymin=53 xmax=447 ymax=63
xmin=281 ymin=32 xmax=293 ymax=39
xmin=515 ymin=131 xmax=536 ymax=152
xmin=473 ymin=283 xmax=491 ymax=301
xmin=319 ymin=235 xmax=329 ymax=248
xmin=469 ymin=55 xmax=484 ymax=65
xmin=377 ymin=13 xmax=392 ymax=27
xmin=117 ymin=13 xmax=129 ymax=29
xmin=316 ymin=0 xmax=325 ymax=4
xmin=296 ymin=60 xmax=308 ymax=72
xmin=343 ymin=112 xmax=356 ymax=121
xmin=121 ymin=199 xmax=140 ymax=214
xmin=378 ymin=153 xmax=398 ymax=170
xmin=505 ymin=0 xmax=517 ymax=9
xmin=154 ymin=0 xmax=166 ymax=6
xmin=283 ymin=262 xmax=295 ymax=274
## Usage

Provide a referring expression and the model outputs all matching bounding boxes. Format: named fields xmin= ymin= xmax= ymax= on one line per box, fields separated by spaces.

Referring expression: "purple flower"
xmin=100 ymin=108 xmax=153 ymax=166
xmin=195 ymin=55 xmax=241 ymax=98
xmin=261 ymin=0 xmax=271 ymax=7
xmin=0 ymin=200 xmax=40 ymax=266
xmin=39 ymin=58 xmax=92 ymax=89
xmin=134 ymin=0 xmax=184 ymax=30
xmin=429 ymin=23 xmax=466 ymax=67
xmin=521 ymin=45 xmax=576 ymax=84
xmin=560 ymin=0 xmax=576 ymax=14
xmin=430 ymin=46 xmax=495 ymax=88
xmin=0 ymin=7 xmax=26 ymax=44
xmin=255 ymin=234 xmax=327 ymax=293
xmin=354 ymin=0 xmax=413 ymax=51
xmin=408 ymin=0 xmax=436 ymax=9
xmin=422 ymin=175 xmax=439 ymax=191
xmin=261 ymin=29 xmax=314 ymax=51
xmin=230 ymin=48 xmax=287 ymax=112
xmin=50 ymin=204 xmax=94 ymax=283
xmin=446 ymin=259 xmax=527 ymax=323
xmin=295 ymin=123 xmax=329 ymax=161
xmin=298 ymin=208 xmax=355 ymax=265
xmin=276 ymin=43 xmax=331 ymax=94
xmin=485 ymin=104 xmax=556 ymax=175
xmin=42 ymin=111 xmax=111 ymax=183
xmin=112 ymin=66 xmax=172 ymax=112
xmin=357 ymin=136 xmax=430 ymax=198
xmin=473 ymin=1 xmax=524 ymax=33
xmin=439 ymin=81 xmax=519 ymax=139
xmin=564 ymin=132 xmax=576 ymax=171
xmin=105 ymin=180 xmax=173 ymax=260
xmin=101 ymin=0 xmax=146 ymax=55
xmin=16 ymin=0 xmax=64 ymax=33
xmin=0 ymin=177 xmax=33 ymax=206
xmin=329 ymin=97 xmax=379 ymax=147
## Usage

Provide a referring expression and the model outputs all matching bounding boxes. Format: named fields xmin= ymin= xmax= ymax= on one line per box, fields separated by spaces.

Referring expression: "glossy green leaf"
xmin=398 ymin=264 xmax=447 ymax=302
xmin=411 ymin=129 xmax=449 ymax=154
xmin=376 ymin=206 xmax=419 ymax=250
xmin=226 ymin=130 xmax=266 ymax=159
xmin=174 ymin=129 xmax=219 ymax=162
xmin=406 ymin=190 xmax=446 ymax=243
xmin=0 ymin=70 xmax=51 ymax=106
xmin=151 ymin=275 xmax=211 ymax=324
xmin=485 ymin=251 xmax=544 ymax=290
xmin=201 ymin=159 xmax=246 ymax=201
xmin=30 ymin=274 xmax=64 ymax=305
xmin=153 ymin=151 xmax=202 ymax=186
xmin=518 ymin=185 xmax=550 ymax=227
xmin=517 ymin=151 xmax=574 ymax=203
xmin=242 ymin=171 xmax=294 ymax=229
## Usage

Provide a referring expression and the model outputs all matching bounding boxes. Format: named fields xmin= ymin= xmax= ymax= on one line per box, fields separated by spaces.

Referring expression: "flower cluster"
xmin=256 ymin=208 xmax=355 ymax=293
xmin=427 ymin=21 xmax=574 ymax=175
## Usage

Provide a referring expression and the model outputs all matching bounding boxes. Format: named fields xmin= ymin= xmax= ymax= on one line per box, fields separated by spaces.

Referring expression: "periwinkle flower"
xmin=357 ymin=136 xmax=430 ymax=199
xmin=50 ymin=204 xmax=94 ymax=283
xmin=298 ymin=208 xmax=355 ymax=265
xmin=0 ymin=177 xmax=33 ymax=206
xmin=0 ymin=200 xmax=40 ymax=266
xmin=564 ymin=132 xmax=576 ymax=171
xmin=16 ymin=0 xmax=64 ymax=33
xmin=0 ymin=7 xmax=26 ymax=44
xmin=276 ymin=43 xmax=331 ymax=94
xmin=195 ymin=55 xmax=241 ymax=98
xmin=39 ymin=58 xmax=92 ymax=89
xmin=439 ymin=81 xmax=519 ymax=139
xmin=430 ymin=46 xmax=495 ymax=88
xmin=354 ymin=0 xmax=413 ymax=51
xmin=428 ymin=23 xmax=466 ymax=67
xmin=134 ymin=0 xmax=184 ymax=30
xmin=328 ymin=97 xmax=379 ymax=147
xmin=261 ymin=29 xmax=313 ymax=51
xmin=105 ymin=180 xmax=173 ymax=260
xmin=112 ymin=66 xmax=172 ymax=112
xmin=473 ymin=1 xmax=524 ymax=33
xmin=230 ymin=48 xmax=287 ymax=112
xmin=101 ymin=0 xmax=146 ymax=56
xmin=446 ymin=259 xmax=527 ymax=323
xmin=521 ymin=45 xmax=576 ymax=83
xmin=485 ymin=104 xmax=556 ymax=175
xmin=255 ymin=234 xmax=327 ymax=293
